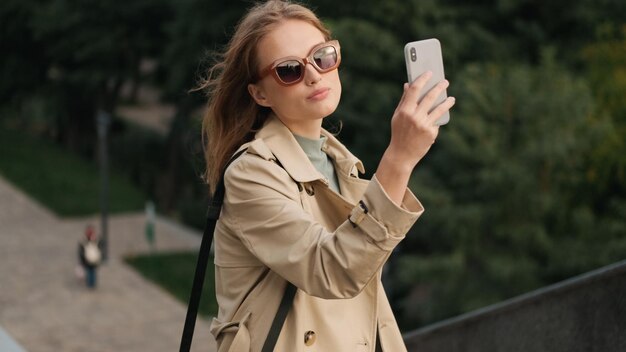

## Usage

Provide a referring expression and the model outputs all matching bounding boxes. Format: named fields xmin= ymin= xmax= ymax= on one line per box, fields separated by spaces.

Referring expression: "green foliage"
xmin=125 ymin=251 xmax=217 ymax=317
xmin=159 ymin=0 xmax=247 ymax=101
xmin=326 ymin=18 xmax=405 ymax=173
xmin=0 ymin=0 xmax=48 ymax=106
xmin=109 ymin=119 xmax=167 ymax=197
xmin=30 ymin=0 xmax=170 ymax=87
xmin=581 ymin=23 xmax=626 ymax=191
xmin=0 ymin=123 xmax=144 ymax=216
xmin=22 ymin=0 xmax=172 ymax=153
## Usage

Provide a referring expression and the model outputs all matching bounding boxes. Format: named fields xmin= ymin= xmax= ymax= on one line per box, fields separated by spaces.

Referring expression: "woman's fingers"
xmin=386 ymin=74 xmax=455 ymax=173
xmin=427 ymin=96 xmax=456 ymax=124
xmin=396 ymin=83 xmax=410 ymax=110
xmin=397 ymin=71 xmax=433 ymax=113
xmin=416 ymin=79 xmax=449 ymax=116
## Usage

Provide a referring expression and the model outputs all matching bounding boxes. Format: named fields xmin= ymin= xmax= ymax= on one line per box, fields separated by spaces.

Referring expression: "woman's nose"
xmin=303 ymin=63 xmax=322 ymax=85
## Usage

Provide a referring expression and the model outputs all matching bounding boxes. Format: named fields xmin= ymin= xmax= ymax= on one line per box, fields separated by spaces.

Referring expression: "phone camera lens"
xmin=410 ymin=47 xmax=417 ymax=62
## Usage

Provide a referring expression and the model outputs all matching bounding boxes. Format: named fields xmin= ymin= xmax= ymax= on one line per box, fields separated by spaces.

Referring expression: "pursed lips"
xmin=307 ymin=87 xmax=330 ymax=100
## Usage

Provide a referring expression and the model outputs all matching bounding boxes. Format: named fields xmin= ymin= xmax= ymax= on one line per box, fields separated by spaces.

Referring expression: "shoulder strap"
xmin=180 ymin=148 xmax=247 ymax=352
xmin=180 ymin=149 xmax=296 ymax=352
xmin=261 ymin=281 xmax=297 ymax=352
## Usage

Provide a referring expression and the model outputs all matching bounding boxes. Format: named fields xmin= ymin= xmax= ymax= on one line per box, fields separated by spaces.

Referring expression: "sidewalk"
xmin=0 ymin=326 xmax=26 ymax=352
xmin=0 ymin=176 xmax=217 ymax=352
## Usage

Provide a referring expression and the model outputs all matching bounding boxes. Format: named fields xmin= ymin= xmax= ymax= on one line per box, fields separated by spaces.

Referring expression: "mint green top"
xmin=293 ymin=134 xmax=341 ymax=194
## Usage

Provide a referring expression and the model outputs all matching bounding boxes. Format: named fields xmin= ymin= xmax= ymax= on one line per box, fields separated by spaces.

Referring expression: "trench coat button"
xmin=304 ymin=330 xmax=316 ymax=346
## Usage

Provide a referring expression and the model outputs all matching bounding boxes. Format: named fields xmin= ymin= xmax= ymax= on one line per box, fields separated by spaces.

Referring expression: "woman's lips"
xmin=307 ymin=87 xmax=330 ymax=101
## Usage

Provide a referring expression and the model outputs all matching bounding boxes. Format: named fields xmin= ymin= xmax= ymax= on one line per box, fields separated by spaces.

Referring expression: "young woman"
xmin=200 ymin=1 xmax=455 ymax=351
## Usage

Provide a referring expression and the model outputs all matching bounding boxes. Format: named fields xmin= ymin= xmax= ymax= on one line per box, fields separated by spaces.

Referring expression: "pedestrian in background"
xmin=78 ymin=224 xmax=102 ymax=289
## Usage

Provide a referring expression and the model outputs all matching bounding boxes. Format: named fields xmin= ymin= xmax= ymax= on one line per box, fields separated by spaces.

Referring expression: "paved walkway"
xmin=0 ymin=176 xmax=217 ymax=352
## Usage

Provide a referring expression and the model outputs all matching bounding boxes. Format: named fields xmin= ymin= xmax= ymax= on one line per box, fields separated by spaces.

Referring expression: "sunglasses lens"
xmin=275 ymin=60 xmax=303 ymax=84
xmin=313 ymin=46 xmax=338 ymax=70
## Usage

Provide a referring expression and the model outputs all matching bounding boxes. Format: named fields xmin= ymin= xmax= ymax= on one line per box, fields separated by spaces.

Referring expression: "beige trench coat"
xmin=210 ymin=115 xmax=424 ymax=352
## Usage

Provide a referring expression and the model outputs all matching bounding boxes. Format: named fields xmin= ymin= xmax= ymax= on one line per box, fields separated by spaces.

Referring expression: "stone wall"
xmin=404 ymin=260 xmax=626 ymax=352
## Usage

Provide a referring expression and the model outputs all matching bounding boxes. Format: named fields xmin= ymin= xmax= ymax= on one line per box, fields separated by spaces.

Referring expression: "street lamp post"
xmin=96 ymin=110 xmax=110 ymax=262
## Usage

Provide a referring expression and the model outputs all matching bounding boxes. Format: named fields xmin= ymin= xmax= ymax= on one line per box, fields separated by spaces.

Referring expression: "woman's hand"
xmin=375 ymin=71 xmax=456 ymax=204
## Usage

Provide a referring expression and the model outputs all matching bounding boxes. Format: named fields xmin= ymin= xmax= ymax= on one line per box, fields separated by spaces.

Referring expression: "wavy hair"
xmin=199 ymin=0 xmax=331 ymax=194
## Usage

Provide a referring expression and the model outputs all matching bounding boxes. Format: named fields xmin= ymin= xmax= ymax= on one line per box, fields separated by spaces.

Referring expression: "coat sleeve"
xmin=224 ymin=155 xmax=424 ymax=299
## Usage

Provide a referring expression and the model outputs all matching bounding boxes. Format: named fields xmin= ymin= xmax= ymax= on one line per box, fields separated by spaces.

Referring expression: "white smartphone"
xmin=404 ymin=38 xmax=449 ymax=125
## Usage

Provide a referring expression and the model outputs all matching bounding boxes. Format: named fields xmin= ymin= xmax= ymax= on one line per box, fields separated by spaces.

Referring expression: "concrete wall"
xmin=403 ymin=260 xmax=626 ymax=352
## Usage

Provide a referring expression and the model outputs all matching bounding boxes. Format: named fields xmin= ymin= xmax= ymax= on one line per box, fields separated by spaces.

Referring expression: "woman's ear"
xmin=248 ymin=83 xmax=272 ymax=107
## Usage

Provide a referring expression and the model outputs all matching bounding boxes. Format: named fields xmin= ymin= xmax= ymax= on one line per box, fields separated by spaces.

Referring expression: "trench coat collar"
xmin=254 ymin=114 xmax=365 ymax=184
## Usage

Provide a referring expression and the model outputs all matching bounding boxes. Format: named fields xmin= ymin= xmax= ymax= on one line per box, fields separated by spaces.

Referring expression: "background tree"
xmin=154 ymin=0 xmax=248 ymax=223
xmin=0 ymin=0 xmax=49 ymax=127
xmin=28 ymin=0 xmax=171 ymax=155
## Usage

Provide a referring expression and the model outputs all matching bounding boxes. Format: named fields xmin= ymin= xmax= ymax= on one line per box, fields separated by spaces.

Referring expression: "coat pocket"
xmin=210 ymin=311 xmax=252 ymax=352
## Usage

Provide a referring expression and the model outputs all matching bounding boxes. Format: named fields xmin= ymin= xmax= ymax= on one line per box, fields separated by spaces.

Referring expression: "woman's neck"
xmin=277 ymin=115 xmax=323 ymax=139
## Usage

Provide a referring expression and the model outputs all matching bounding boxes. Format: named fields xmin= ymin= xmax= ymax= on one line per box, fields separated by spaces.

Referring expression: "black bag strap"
xmin=180 ymin=148 xmax=296 ymax=352
xmin=179 ymin=213 xmax=219 ymax=352
xmin=261 ymin=281 xmax=297 ymax=352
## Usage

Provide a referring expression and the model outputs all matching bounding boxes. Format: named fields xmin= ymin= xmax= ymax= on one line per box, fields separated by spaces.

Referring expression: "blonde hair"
xmin=200 ymin=0 xmax=331 ymax=194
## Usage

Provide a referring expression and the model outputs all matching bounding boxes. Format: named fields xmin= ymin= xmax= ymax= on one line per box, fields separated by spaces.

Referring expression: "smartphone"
xmin=404 ymin=38 xmax=449 ymax=125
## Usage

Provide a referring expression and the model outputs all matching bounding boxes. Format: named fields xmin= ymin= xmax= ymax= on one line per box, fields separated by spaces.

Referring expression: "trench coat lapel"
xmin=255 ymin=115 xmax=364 ymax=187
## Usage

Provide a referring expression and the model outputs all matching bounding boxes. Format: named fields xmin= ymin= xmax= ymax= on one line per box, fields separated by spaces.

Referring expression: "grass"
xmin=125 ymin=251 xmax=218 ymax=317
xmin=0 ymin=125 xmax=145 ymax=216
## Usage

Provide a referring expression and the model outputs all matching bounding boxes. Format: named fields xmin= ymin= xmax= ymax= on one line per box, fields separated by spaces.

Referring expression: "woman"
xmin=200 ymin=1 xmax=455 ymax=351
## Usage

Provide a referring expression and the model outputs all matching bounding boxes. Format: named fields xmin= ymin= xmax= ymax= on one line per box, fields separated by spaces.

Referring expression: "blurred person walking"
xmin=78 ymin=224 xmax=102 ymax=289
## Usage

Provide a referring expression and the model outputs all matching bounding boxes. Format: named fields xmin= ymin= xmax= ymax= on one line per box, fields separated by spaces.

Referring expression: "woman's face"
xmin=248 ymin=19 xmax=342 ymax=136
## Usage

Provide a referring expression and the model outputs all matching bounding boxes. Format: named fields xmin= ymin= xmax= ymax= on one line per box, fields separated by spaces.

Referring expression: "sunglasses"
xmin=258 ymin=40 xmax=341 ymax=86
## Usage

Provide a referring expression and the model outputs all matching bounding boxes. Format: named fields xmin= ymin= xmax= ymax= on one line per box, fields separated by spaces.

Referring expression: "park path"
xmin=0 ymin=175 xmax=217 ymax=352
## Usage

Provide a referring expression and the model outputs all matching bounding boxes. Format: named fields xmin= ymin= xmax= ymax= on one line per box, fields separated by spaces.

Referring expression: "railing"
xmin=403 ymin=260 xmax=626 ymax=352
